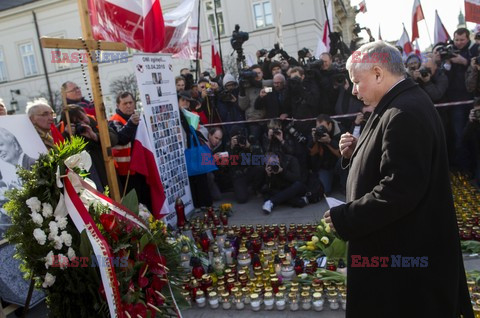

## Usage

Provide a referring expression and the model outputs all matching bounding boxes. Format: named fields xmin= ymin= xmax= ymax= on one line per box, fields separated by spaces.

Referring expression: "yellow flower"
xmin=306 ymin=245 xmax=315 ymax=251
xmin=311 ymin=236 xmax=319 ymax=243
xmin=325 ymin=224 xmax=331 ymax=233
xmin=298 ymin=245 xmax=307 ymax=251
xmin=320 ymin=236 xmax=329 ymax=245
xmin=317 ymin=225 xmax=324 ymax=232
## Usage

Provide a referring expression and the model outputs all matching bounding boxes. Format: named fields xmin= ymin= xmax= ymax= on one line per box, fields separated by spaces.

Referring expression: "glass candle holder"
xmin=234 ymin=291 xmax=244 ymax=310
xmin=221 ymin=292 xmax=231 ymax=310
xmin=301 ymin=291 xmax=312 ymax=310
xmin=242 ymin=288 xmax=251 ymax=304
xmin=289 ymin=292 xmax=299 ymax=311
xmin=237 ymin=248 xmax=251 ymax=267
xmin=264 ymin=292 xmax=274 ymax=310
xmin=195 ymin=290 xmax=206 ymax=308
xmin=281 ymin=261 xmax=295 ymax=281
xmin=275 ymin=292 xmax=286 ymax=310
xmin=312 ymin=292 xmax=324 ymax=311
xmin=208 ymin=291 xmax=219 ymax=309
xmin=250 ymin=293 xmax=261 ymax=311
xmin=327 ymin=291 xmax=339 ymax=310
xmin=341 ymin=292 xmax=347 ymax=310
xmin=181 ymin=290 xmax=192 ymax=307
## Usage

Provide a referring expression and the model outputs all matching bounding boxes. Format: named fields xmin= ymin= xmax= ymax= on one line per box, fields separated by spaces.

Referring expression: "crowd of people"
xmin=0 ymin=25 xmax=479 ymax=215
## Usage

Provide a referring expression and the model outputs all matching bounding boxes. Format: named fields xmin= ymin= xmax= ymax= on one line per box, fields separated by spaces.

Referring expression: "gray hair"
xmin=25 ymin=98 xmax=52 ymax=118
xmin=346 ymin=41 xmax=406 ymax=76
xmin=273 ymin=73 xmax=286 ymax=83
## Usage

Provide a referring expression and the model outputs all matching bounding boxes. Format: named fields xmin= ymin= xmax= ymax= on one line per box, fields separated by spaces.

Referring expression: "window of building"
xmin=205 ymin=0 xmax=225 ymax=37
xmin=253 ymin=0 xmax=273 ymax=29
xmin=19 ymin=42 xmax=38 ymax=77
xmin=0 ymin=48 xmax=7 ymax=82
xmin=49 ymin=34 xmax=71 ymax=71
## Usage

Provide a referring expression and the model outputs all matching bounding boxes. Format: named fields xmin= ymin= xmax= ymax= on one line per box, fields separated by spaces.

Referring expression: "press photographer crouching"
xmin=463 ymin=99 xmax=480 ymax=187
xmin=308 ymin=114 xmax=343 ymax=195
xmin=262 ymin=119 xmax=295 ymax=155
xmin=60 ymin=105 xmax=118 ymax=191
xmin=413 ymin=53 xmax=449 ymax=103
xmin=227 ymin=127 xmax=264 ymax=204
xmin=261 ymin=152 xmax=308 ymax=214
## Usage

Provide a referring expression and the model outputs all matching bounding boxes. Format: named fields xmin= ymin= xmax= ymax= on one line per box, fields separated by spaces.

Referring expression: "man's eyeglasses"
xmin=36 ymin=111 xmax=56 ymax=118
xmin=66 ymin=86 xmax=81 ymax=93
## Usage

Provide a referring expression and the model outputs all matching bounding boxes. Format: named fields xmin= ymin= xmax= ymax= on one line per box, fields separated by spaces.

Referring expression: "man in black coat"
xmin=324 ymin=41 xmax=473 ymax=318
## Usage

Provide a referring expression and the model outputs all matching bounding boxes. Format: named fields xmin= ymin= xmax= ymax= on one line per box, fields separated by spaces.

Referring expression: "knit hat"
xmin=222 ymin=73 xmax=237 ymax=86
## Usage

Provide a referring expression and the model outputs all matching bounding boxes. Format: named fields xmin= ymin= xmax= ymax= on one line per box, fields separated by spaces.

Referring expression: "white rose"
xmin=42 ymin=203 xmax=53 ymax=218
xmin=64 ymin=151 xmax=92 ymax=171
xmin=33 ymin=228 xmax=47 ymax=245
xmin=26 ymin=197 xmax=41 ymax=213
xmin=42 ymin=272 xmax=56 ymax=288
xmin=31 ymin=212 xmax=44 ymax=226
xmin=49 ymin=221 xmax=59 ymax=237
xmin=45 ymin=251 xmax=54 ymax=269
xmin=56 ymin=217 xmax=68 ymax=230
xmin=67 ymin=247 xmax=76 ymax=260
xmin=60 ymin=231 xmax=72 ymax=247
xmin=57 ymin=253 xmax=68 ymax=270
xmin=53 ymin=236 xmax=63 ymax=250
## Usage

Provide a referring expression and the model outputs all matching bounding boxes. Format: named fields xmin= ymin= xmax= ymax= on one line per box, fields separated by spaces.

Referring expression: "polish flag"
xmin=209 ymin=29 xmax=223 ymax=76
xmin=315 ymin=0 xmax=332 ymax=57
xmin=411 ymin=0 xmax=425 ymax=41
xmin=50 ymin=123 xmax=64 ymax=145
xmin=414 ymin=40 xmax=421 ymax=56
xmin=378 ymin=25 xmax=383 ymax=41
xmin=397 ymin=26 xmax=413 ymax=57
xmin=434 ymin=10 xmax=450 ymax=43
xmin=130 ymin=118 xmax=169 ymax=219
xmin=465 ymin=0 xmax=480 ymax=23
xmin=358 ymin=0 xmax=367 ymax=13
xmin=87 ymin=0 xmax=165 ymax=53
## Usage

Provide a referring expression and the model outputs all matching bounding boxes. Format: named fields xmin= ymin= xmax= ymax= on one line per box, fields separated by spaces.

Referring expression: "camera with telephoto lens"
xmin=258 ymin=48 xmax=268 ymax=57
xmin=236 ymin=134 xmax=247 ymax=147
xmin=419 ymin=67 xmax=431 ymax=78
xmin=268 ymin=164 xmax=280 ymax=173
xmin=231 ymin=24 xmax=249 ymax=51
xmin=272 ymin=128 xmax=282 ymax=136
xmin=298 ymin=47 xmax=310 ymax=60
xmin=286 ymin=122 xmax=307 ymax=144
xmin=75 ymin=122 xmax=86 ymax=135
xmin=314 ymin=126 xmax=329 ymax=141
xmin=437 ymin=43 xmax=460 ymax=61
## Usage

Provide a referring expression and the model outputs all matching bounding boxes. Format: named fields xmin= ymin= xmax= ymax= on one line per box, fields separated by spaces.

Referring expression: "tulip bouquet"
xmin=297 ymin=219 xmax=347 ymax=262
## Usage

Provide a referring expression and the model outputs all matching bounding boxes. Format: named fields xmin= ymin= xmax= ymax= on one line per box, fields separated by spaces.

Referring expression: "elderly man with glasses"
xmin=26 ymin=98 xmax=56 ymax=149
xmin=61 ymin=81 xmax=96 ymax=117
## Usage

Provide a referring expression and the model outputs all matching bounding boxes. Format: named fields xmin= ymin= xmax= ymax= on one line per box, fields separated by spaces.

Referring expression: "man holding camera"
xmin=445 ymin=28 xmax=478 ymax=171
xmin=254 ymin=73 xmax=288 ymax=120
xmin=238 ymin=64 xmax=272 ymax=142
xmin=412 ymin=54 xmax=448 ymax=103
xmin=217 ymin=74 xmax=245 ymax=142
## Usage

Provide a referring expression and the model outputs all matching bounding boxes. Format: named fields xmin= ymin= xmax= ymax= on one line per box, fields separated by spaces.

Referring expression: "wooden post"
xmin=40 ymin=0 xmax=128 ymax=202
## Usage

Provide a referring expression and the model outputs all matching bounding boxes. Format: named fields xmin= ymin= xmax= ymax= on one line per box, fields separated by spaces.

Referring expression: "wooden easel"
xmin=40 ymin=0 xmax=127 ymax=202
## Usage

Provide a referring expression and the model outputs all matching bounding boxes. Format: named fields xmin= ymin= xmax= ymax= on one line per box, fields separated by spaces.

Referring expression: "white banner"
xmin=133 ymin=54 xmax=194 ymax=226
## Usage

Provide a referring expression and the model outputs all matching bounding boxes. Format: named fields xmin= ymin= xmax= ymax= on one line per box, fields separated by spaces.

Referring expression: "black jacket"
xmin=266 ymin=153 xmax=301 ymax=191
xmin=254 ymin=88 xmax=288 ymax=118
xmin=108 ymin=109 xmax=138 ymax=145
xmin=446 ymin=41 xmax=478 ymax=102
xmin=330 ymin=78 xmax=472 ymax=317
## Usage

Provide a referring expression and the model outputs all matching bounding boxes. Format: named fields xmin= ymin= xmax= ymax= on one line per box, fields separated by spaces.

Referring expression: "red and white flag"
xmin=434 ymin=10 xmax=450 ymax=44
xmin=130 ymin=118 xmax=170 ymax=219
xmin=411 ymin=0 xmax=425 ymax=41
xmin=465 ymin=0 xmax=480 ymax=23
xmin=315 ymin=0 xmax=332 ymax=58
xmin=87 ymin=0 xmax=166 ymax=53
xmin=358 ymin=0 xmax=367 ymax=13
xmin=397 ymin=26 xmax=413 ymax=57
xmin=378 ymin=25 xmax=383 ymax=41
xmin=160 ymin=0 xmax=200 ymax=59
xmin=209 ymin=29 xmax=223 ymax=76
xmin=414 ymin=39 xmax=421 ymax=56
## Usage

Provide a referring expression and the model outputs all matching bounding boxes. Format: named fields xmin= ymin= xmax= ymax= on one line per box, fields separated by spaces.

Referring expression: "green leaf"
xmin=461 ymin=240 xmax=480 ymax=253
xmin=121 ymin=189 xmax=139 ymax=215
xmin=79 ymin=230 xmax=94 ymax=258
xmin=323 ymin=238 xmax=347 ymax=261
xmin=139 ymin=233 xmax=150 ymax=252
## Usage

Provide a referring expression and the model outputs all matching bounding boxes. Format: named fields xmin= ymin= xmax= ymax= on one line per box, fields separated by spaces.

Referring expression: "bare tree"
xmin=38 ymin=90 xmax=62 ymax=114
xmin=222 ymin=55 xmax=239 ymax=79
xmin=109 ymin=73 xmax=138 ymax=101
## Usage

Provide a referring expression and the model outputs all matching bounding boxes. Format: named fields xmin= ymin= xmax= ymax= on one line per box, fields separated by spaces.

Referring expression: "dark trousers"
xmin=232 ymin=166 xmax=264 ymax=204
xmin=119 ymin=174 xmax=152 ymax=211
xmin=189 ymin=174 xmax=213 ymax=208
xmin=264 ymin=181 xmax=307 ymax=206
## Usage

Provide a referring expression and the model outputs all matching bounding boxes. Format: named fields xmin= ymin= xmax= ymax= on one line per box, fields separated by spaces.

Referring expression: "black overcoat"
xmin=330 ymin=78 xmax=473 ymax=318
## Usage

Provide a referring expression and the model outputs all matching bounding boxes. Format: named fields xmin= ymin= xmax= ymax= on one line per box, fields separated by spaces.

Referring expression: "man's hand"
xmin=231 ymin=136 xmax=238 ymax=147
xmin=419 ymin=73 xmax=431 ymax=83
xmin=265 ymin=165 xmax=273 ymax=176
xmin=279 ymin=113 xmax=289 ymax=120
xmin=275 ymin=164 xmax=283 ymax=174
xmin=412 ymin=70 xmax=422 ymax=81
xmin=274 ymin=130 xmax=284 ymax=142
xmin=324 ymin=210 xmax=336 ymax=232
xmin=130 ymin=113 xmax=140 ymax=125
xmin=354 ymin=112 xmax=364 ymax=125
xmin=471 ymin=58 xmax=480 ymax=71
xmin=259 ymin=88 xmax=267 ymax=98
xmin=469 ymin=107 xmax=480 ymax=123
xmin=450 ymin=53 xmax=468 ymax=66
xmin=319 ymin=133 xmax=331 ymax=144
xmin=339 ymin=132 xmax=358 ymax=159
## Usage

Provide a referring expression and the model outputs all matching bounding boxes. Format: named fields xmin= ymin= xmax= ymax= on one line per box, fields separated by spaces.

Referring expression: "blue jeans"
xmin=318 ymin=169 xmax=334 ymax=195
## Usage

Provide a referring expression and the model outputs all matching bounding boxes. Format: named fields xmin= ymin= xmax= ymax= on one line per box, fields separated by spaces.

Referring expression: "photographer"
xmin=261 ymin=152 xmax=308 ymax=214
xmin=254 ymin=73 xmax=288 ymax=120
xmin=196 ymin=78 xmax=221 ymax=123
xmin=463 ymin=99 xmax=480 ymax=186
xmin=238 ymin=64 xmax=273 ymax=142
xmin=227 ymin=127 xmax=263 ymax=204
xmin=262 ymin=119 xmax=295 ymax=155
xmin=317 ymin=53 xmax=340 ymax=114
xmin=445 ymin=28 xmax=479 ymax=170
xmin=62 ymin=105 xmax=118 ymax=191
xmin=466 ymin=55 xmax=480 ymax=96
xmin=413 ymin=54 xmax=449 ymax=103
xmin=217 ymin=74 xmax=246 ymax=143
xmin=350 ymin=105 xmax=374 ymax=138
xmin=308 ymin=114 xmax=342 ymax=195
xmin=180 ymin=68 xmax=195 ymax=91
xmin=405 ymin=54 xmax=422 ymax=78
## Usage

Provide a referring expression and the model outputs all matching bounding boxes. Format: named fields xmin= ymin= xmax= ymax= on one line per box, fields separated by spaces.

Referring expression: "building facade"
xmin=0 ymin=0 xmax=357 ymax=115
